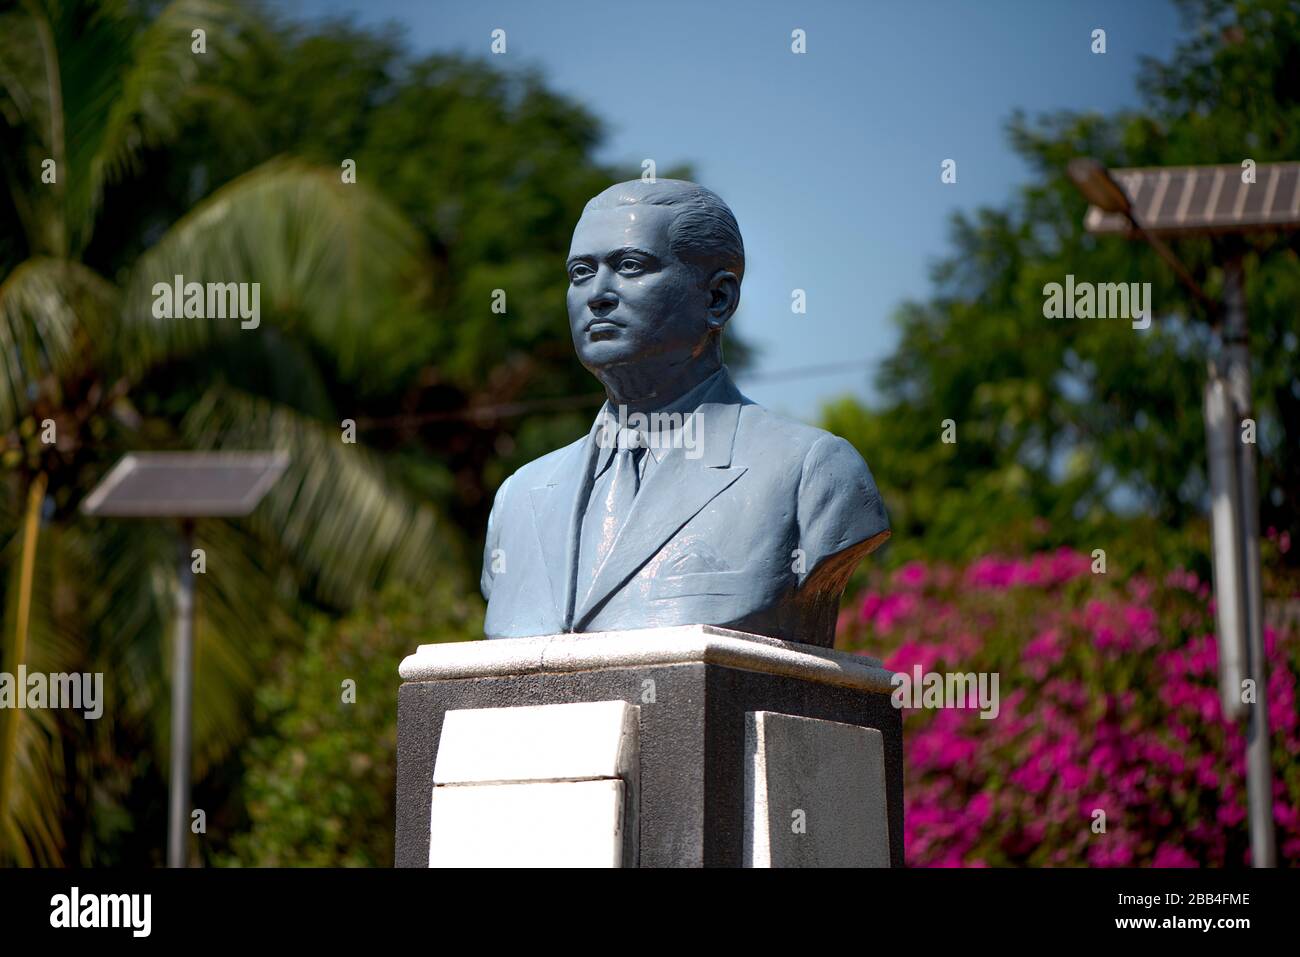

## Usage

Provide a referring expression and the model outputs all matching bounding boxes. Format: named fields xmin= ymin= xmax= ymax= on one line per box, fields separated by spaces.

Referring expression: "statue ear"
xmin=706 ymin=270 xmax=740 ymax=330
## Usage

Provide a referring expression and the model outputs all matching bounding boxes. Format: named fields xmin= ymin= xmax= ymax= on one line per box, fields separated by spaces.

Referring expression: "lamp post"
xmin=1067 ymin=158 xmax=1290 ymax=867
xmin=82 ymin=451 xmax=288 ymax=867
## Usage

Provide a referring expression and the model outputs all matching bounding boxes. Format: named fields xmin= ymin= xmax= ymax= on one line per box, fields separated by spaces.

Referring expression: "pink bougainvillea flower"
xmin=836 ymin=547 xmax=1300 ymax=868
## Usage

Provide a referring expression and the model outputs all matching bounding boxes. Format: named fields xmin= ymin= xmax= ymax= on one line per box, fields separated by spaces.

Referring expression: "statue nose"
xmin=587 ymin=289 xmax=618 ymax=314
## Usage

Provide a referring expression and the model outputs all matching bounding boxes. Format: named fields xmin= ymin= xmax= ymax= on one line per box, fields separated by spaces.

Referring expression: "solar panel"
xmin=81 ymin=451 xmax=289 ymax=517
xmin=1083 ymin=162 xmax=1300 ymax=236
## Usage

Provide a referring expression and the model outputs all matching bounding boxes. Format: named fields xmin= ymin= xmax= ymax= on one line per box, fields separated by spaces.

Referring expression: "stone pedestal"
xmin=395 ymin=624 xmax=903 ymax=868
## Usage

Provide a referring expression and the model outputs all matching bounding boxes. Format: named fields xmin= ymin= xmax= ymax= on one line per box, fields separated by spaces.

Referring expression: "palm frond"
xmin=0 ymin=7 xmax=45 ymax=130
xmin=185 ymin=516 xmax=296 ymax=777
xmin=0 ymin=4 xmax=55 ymax=251
xmin=7 ymin=0 xmax=252 ymax=252
xmin=146 ymin=324 xmax=338 ymax=422
xmin=0 ymin=706 xmax=65 ymax=866
xmin=180 ymin=385 xmax=454 ymax=608
xmin=118 ymin=158 xmax=431 ymax=384
xmin=0 ymin=256 xmax=117 ymax=431
xmin=77 ymin=519 xmax=171 ymax=750
xmin=91 ymin=0 xmax=252 ymax=220
xmin=78 ymin=514 xmax=296 ymax=780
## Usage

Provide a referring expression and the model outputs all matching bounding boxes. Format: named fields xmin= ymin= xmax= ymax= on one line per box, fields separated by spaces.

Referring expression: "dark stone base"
xmin=396 ymin=661 xmax=903 ymax=867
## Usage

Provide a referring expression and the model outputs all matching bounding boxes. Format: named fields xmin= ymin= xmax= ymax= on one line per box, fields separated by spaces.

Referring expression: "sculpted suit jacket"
xmin=481 ymin=368 xmax=889 ymax=647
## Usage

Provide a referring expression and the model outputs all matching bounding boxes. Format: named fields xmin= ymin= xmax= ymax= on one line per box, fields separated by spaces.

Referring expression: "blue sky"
xmin=280 ymin=0 xmax=1183 ymax=420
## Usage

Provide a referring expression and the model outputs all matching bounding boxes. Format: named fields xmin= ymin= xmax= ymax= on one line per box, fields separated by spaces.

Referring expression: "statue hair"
xmin=583 ymin=179 xmax=745 ymax=285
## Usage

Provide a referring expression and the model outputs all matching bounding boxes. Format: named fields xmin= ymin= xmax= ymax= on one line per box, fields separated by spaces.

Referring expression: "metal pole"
xmin=1204 ymin=374 xmax=1249 ymax=721
xmin=167 ymin=523 xmax=195 ymax=868
xmin=1221 ymin=257 xmax=1275 ymax=867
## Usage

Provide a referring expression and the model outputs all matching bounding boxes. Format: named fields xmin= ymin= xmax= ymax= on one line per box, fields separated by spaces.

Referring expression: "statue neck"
xmin=595 ymin=351 xmax=723 ymax=413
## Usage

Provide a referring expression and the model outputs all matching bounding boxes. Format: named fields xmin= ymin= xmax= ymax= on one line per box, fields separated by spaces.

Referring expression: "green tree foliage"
xmin=217 ymin=583 xmax=480 ymax=868
xmin=826 ymin=0 xmax=1300 ymax=566
xmin=0 ymin=0 xmax=450 ymax=864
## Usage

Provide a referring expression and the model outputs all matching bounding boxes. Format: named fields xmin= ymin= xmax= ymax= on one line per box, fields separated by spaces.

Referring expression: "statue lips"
xmin=584 ymin=317 xmax=626 ymax=339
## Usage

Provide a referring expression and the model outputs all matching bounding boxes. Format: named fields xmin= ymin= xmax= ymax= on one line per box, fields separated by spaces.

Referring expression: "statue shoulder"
xmin=736 ymin=402 xmax=869 ymax=467
xmin=794 ymin=427 xmax=888 ymax=549
xmin=734 ymin=402 xmax=883 ymax=524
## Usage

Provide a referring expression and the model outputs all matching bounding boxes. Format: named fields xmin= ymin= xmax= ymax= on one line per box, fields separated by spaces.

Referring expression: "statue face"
xmin=566 ymin=204 xmax=711 ymax=375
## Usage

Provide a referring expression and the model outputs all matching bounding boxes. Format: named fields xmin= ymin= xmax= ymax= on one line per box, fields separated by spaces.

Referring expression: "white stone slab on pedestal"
xmin=433 ymin=699 xmax=638 ymax=785
xmin=429 ymin=779 xmax=626 ymax=868
xmin=428 ymin=700 xmax=639 ymax=868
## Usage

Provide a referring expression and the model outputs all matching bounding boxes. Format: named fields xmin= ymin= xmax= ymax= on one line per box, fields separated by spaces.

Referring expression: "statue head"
xmin=566 ymin=179 xmax=744 ymax=392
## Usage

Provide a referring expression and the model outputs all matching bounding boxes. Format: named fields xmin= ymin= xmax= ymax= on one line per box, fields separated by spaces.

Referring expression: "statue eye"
xmin=569 ymin=263 xmax=593 ymax=281
xmin=619 ymin=259 xmax=644 ymax=273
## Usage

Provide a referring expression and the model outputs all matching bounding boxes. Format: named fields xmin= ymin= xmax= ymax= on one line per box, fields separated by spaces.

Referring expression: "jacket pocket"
xmin=648 ymin=568 xmax=750 ymax=600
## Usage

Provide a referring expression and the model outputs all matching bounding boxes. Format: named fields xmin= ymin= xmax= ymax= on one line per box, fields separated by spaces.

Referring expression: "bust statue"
xmin=481 ymin=179 xmax=889 ymax=647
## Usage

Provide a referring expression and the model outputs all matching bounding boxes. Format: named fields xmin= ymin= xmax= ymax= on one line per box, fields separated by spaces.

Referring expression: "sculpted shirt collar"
xmin=592 ymin=367 xmax=727 ymax=476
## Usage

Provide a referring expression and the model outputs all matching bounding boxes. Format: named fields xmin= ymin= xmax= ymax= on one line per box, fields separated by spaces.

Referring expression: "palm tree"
xmin=0 ymin=0 xmax=448 ymax=864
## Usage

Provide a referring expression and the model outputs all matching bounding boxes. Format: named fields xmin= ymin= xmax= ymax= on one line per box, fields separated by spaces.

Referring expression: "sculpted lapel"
xmin=573 ymin=394 xmax=745 ymax=629
xmin=527 ymin=424 xmax=600 ymax=630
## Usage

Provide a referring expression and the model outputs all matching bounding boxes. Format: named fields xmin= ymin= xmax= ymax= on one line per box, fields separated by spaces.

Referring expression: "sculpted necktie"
xmin=588 ymin=426 xmax=645 ymax=577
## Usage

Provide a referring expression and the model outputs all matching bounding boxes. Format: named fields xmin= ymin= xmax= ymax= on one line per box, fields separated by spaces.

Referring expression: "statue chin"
xmin=574 ymin=336 xmax=643 ymax=374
